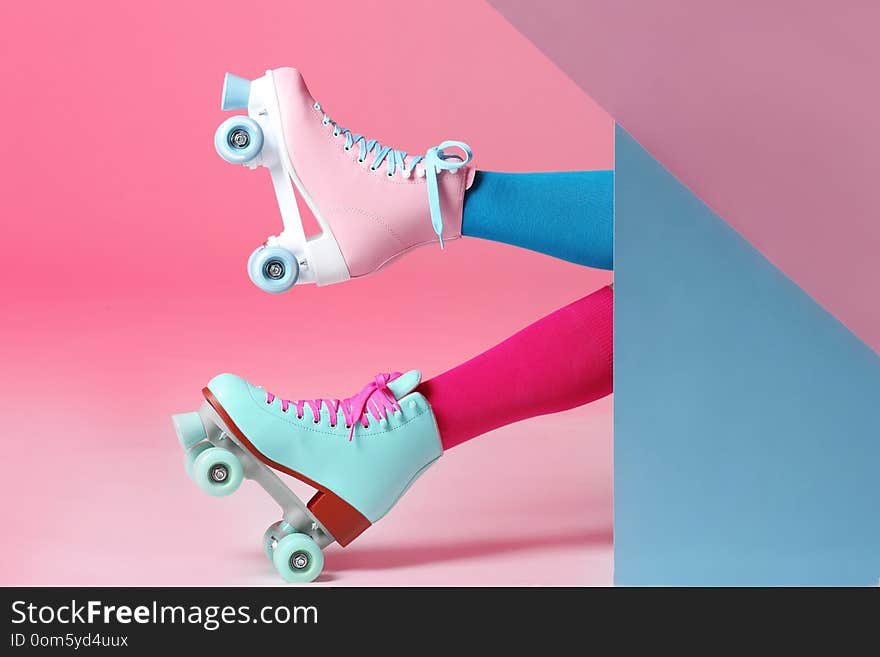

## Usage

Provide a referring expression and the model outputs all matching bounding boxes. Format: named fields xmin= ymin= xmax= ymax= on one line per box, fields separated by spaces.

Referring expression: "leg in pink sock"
xmin=419 ymin=286 xmax=614 ymax=450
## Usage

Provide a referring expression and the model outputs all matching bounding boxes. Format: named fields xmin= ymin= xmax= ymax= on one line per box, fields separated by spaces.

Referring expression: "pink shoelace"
xmin=265 ymin=372 xmax=402 ymax=441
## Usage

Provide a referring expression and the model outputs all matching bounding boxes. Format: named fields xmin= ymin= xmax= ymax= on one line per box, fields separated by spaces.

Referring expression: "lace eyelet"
xmin=344 ymin=146 xmax=350 ymax=151
xmin=369 ymin=166 xmax=377 ymax=171
xmin=358 ymin=158 xmax=365 ymax=164
xmin=345 ymin=424 xmax=351 ymax=429
xmin=297 ymin=414 xmax=303 ymax=420
xmin=386 ymin=171 xmax=394 ymax=177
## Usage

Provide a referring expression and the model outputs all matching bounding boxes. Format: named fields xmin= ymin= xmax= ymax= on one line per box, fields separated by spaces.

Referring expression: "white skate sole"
xmin=215 ymin=71 xmax=351 ymax=293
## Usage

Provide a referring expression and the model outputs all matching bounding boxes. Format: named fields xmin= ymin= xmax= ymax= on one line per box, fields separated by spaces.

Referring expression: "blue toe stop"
xmin=221 ymin=73 xmax=251 ymax=111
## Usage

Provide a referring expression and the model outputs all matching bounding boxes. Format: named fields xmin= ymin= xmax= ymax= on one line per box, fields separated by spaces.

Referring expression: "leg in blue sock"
xmin=461 ymin=170 xmax=614 ymax=270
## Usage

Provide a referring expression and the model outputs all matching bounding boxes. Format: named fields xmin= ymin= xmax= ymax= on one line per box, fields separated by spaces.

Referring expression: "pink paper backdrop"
xmin=490 ymin=0 xmax=880 ymax=354
xmin=0 ymin=0 xmax=613 ymax=585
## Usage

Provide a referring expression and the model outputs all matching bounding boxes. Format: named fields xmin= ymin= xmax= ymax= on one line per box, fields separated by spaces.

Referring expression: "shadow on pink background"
xmin=0 ymin=0 xmax=613 ymax=585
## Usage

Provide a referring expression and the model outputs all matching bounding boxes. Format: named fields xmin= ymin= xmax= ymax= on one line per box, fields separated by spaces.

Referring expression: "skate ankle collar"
xmin=386 ymin=370 xmax=421 ymax=399
xmin=424 ymin=141 xmax=472 ymax=248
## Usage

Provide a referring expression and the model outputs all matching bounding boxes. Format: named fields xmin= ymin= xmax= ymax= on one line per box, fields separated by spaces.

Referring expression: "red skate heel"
xmin=308 ymin=491 xmax=371 ymax=547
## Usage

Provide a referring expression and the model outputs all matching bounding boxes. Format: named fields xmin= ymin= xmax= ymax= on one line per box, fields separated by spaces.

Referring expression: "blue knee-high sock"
xmin=461 ymin=170 xmax=614 ymax=269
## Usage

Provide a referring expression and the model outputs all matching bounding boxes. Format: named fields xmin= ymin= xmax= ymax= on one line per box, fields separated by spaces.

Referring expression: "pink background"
xmin=0 ymin=1 xmax=613 ymax=584
xmin=491 ymin=0 xmax=880 ymax=354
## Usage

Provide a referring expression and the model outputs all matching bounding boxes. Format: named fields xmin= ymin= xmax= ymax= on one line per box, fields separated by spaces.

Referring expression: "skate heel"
xmin=307 ymin=491 xmax=371 ymax=547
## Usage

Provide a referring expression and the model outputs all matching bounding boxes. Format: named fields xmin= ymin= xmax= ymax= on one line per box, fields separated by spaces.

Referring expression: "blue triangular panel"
xmin=614 ymin=125 xmax=880 ymax=585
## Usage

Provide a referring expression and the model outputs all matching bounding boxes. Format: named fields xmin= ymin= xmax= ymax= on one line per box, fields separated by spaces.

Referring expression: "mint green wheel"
xmin=263 ymin=521 xmax=283 ymax=562
xmin=184 ymin=442 xmax=213 ymax=480
xmin=272 ymin=533 xmax=324 ymax=583
xmin=263 ymin=521 xmax=294 ymax=562
xmin=192 ymin=447 xmax=243 ymax=497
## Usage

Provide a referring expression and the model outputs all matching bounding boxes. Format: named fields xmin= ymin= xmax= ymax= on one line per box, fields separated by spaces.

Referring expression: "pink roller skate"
xmin=214 ymin=68 xmax=474 ymax=294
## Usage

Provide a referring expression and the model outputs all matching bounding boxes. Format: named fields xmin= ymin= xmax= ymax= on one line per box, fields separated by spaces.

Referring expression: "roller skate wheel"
xmin=172 ymin=412 xmax=207 ymax=450
xmin=262 ymin=520 xmax=294 ymax=562
xmin=183 ymin=441 xmax=213 ymax=480
xmin=192 ymin=447 xmax=243 ymax=497
xmin=214 ymin=116 xmax=263 ymax=164
xmin=272 ymin=533 xmax=324 ymax=583
xmin=247 ymin=245 xmax=299 ymax=294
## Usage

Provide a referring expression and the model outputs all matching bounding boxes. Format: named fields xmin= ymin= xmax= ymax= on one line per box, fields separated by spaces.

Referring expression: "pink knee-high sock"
xmin=419 ymin=285 xmax=613 ymax=450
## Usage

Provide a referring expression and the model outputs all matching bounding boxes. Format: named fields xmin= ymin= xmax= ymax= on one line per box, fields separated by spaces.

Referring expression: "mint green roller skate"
xmin=172 ymin=370 xmax=442 ymax=583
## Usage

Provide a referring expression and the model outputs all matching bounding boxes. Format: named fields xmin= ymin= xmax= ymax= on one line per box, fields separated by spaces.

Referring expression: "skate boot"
xmin=172 ymin=370 xmax=442 ymax=582
xmin=214 ymin=68 xmax=475 ymax=294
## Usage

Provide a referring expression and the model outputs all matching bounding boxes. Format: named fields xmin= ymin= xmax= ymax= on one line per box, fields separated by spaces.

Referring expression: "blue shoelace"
xmin=314 ymin=101 xmax=472 ymax=247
